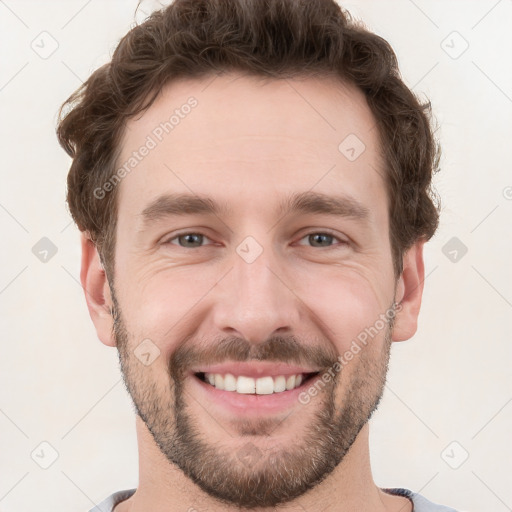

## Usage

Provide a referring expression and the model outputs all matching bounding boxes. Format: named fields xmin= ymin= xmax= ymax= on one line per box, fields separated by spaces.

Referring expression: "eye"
xmin=163 ymin=231 xmax=348 ymax=249
xmin=165 ymin=232 xmax=212 ymax=248
xmin=296 ymin=232 xmax=348 ymax=248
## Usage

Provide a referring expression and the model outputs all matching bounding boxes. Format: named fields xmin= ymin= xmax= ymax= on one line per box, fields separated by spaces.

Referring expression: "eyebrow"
xmin=139 ymin=190 xmax=370 ymax=228
xmin=278 ymin=190 xmax=370 ymax=221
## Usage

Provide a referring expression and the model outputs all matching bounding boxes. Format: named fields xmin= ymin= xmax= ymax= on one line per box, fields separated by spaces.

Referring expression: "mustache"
xmin=169 ymin=334 xmax=339 ymax=379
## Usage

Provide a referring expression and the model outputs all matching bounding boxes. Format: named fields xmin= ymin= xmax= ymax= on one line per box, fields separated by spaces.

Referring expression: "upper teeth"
xmin=204 ymin=373 xmax=304 ymax=394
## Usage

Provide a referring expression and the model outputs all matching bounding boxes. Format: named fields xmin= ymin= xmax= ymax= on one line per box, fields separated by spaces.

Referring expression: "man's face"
xmin=109 ymin=73 xmax=400 ymax=508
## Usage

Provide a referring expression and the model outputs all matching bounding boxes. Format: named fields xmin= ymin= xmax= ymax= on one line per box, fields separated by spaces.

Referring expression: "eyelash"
xmin=164 ymin=231 xmax=349 ymax=249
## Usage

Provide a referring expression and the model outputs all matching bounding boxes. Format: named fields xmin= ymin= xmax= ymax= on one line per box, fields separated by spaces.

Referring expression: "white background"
xmin=0 ymin=1 xmax=511 ymax=511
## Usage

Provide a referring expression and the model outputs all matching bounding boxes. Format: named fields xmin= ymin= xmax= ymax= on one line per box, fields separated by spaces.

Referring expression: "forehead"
xmin=115 ymin=73 xmax=387 ymax=222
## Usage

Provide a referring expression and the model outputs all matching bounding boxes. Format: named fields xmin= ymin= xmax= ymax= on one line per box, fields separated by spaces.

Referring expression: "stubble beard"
xmin=112 ymin=289 xmax=393 ymax=509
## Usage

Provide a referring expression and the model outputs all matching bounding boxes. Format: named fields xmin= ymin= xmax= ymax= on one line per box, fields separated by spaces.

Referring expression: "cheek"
xmin=115 ymin=250 xmax=394 ymax=360
xmin=115 ymin=265 xmax=223 ymax=356
xmin=293 ymin=263 xmax=391 ymax=352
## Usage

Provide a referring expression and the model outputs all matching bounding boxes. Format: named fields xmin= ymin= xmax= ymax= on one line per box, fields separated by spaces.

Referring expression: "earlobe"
xmin=80 ymin=232 xmax=116 ymax=347
xmin=391 ymin=239 xmax=426 ymax=342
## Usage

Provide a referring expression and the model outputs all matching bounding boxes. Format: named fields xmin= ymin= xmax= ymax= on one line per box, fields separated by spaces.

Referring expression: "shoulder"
xmin=88 ymin=489 xmax=137 ymax=512
xmin=383 ymin=487 xmax=460 ymax=512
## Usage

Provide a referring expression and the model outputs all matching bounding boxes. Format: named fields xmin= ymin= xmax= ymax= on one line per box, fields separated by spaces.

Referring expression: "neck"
xmin=115 ymin=417 xmax=412 ymax=512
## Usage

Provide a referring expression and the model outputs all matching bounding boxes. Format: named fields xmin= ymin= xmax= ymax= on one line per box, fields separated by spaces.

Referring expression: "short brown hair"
xmin=56 ymin=0 xmax=440 ymax=280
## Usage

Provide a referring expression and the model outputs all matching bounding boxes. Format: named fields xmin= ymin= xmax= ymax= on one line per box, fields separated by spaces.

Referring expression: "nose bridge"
xmin=213 ymin=235 xmax=300 ymax=343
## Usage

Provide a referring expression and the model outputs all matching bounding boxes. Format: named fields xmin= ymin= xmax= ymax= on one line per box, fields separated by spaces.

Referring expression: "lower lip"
xmin=189 ymin=374 xmax=318 ymax=416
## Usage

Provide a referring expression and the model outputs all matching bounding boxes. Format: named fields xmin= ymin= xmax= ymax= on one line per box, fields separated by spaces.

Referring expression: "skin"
xmin=81 ymin=73 xmax=425 ymax=511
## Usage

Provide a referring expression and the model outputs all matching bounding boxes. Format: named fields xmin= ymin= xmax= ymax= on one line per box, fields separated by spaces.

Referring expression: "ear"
xmin=391 ymin=239 xmax=426 ymax=342
xmin=80 ymin=232 xmax=116 ymax=347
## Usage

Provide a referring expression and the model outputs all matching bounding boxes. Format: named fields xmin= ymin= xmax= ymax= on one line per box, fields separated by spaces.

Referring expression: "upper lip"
xmin=190 ymin=362 xmax=321 ymax=379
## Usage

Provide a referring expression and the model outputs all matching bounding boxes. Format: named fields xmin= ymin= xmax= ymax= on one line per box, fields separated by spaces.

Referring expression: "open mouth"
xmin=194 ymin=371 xmax=320 ymax=395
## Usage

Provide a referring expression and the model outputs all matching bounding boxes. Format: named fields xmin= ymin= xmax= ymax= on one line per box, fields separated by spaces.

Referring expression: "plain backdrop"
xmin=0 ymin=1 xmax=511 ymax=511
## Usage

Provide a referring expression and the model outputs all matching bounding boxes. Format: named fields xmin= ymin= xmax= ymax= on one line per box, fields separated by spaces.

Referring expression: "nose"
xmin=212 ymin=244 xmax=301 ymax=344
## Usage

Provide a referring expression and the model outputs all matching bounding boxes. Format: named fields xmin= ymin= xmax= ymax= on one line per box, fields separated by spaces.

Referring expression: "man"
xmin=56 ymin=0 xmax=457 ymax=510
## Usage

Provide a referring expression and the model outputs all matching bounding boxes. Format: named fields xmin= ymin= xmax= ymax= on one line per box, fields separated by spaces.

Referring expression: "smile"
xmin=195 ymin=372 xmax=320 ymax=395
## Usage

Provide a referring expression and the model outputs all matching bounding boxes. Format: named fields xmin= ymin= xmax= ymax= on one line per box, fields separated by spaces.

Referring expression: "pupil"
xmin=311 ymin=234 xmax=331 ymax=246
xmin=182 ymin=234 xmax=201 ymax=247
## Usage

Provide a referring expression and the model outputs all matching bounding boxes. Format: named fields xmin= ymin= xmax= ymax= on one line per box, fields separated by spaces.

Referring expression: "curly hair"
xmin=56 ymin=0 xmax=440 ymax=280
